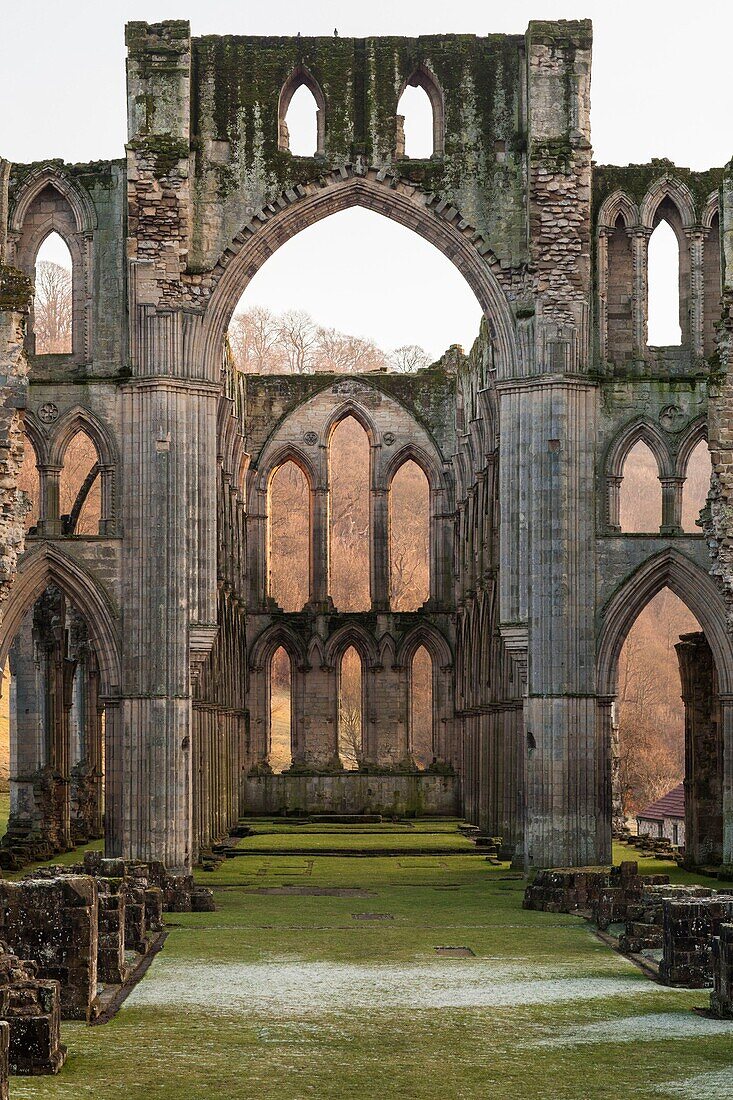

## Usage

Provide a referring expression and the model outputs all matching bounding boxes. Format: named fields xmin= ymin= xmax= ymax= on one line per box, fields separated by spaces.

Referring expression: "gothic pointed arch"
xmin=9 ymin=166 xmax=97 ymax=236
xmin=675 ymin=417 xmax=708 ymax=478
xmin=249 ymin=622 xmax=309 ymax=672
xmin=48 ymin=404 xmax=118 ymax=469
xmin=382 ymin=442 xmax=447 ymax=494
xmin=396 ymin=62 xmax=445 ymax=158
xmin=0 ymin=544 xmax=121 ymax=694
xmin=597 ymin=548 xmax=733 ymax=695
xmin=277 ymin=64 xmax=326 ymax=155
xmin=396 ymin=623 xmax=453 ymax=669
xmin=196 ymin=171 xmax=518 ymax=384
xmin=640 ymin=176 xmax=696 ymax=230
xmin=21 ymin=409 xmax=48 ymax=467
xmin=254 ymin=443 xmax=318 ymax=498
xmin=324 ymin=622 xmax=379 ymax=669
xmin=597 ymin=189 xmax=640 ymax=230
xmin=323 ymin=399 xmax=379 ymax=449
xmin=605 ymin=417 xmax=672 ymax=479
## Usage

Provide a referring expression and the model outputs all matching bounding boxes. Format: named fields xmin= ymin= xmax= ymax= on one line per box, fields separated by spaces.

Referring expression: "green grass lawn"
xmin=9 ymin=821 xmax=733 ymax=1100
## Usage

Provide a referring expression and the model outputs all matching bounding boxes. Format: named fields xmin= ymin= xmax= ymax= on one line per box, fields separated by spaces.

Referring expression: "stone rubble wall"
xmin=618 ymin=884 xmax=714 ymax=953
xmin=522 ymin=861 xmax=669 ymax=915
xmin=0 ymin=265 xmax=30 ymax=619
xmin=704 ymin=160 xmax=733 ymax=625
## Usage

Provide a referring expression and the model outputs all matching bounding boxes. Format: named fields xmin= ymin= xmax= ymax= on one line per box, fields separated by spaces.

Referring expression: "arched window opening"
xmin=647 ymin=215 xmax=682 ymax=347
xmin=703 ymin=212 xmax=721 ymax=357
xmin=390 ymin=460 xmax=429 ymax=611
xmin=59 ymin=431 xmax=101 ymax=536
xmin=330 ymin=417 xmax=370 ymax=611
xmin=617 ymin=588 xmax=698 ymax=825
xmin=268 ymin=460 xmax=310 ymax=610
xmin=607 ymin=214 xmax=633 ymax=363
xmin=33 ymin=232 xmax=73 ymax=355
xmin=17 ymin=434 xmax=40 ymax=531
xmin=282 ymin=83 xmax=319 ymax=157
xmin=410 ymin=645 xmax=433 ymax=768
xmin=3 ymin=586 xmax=105 ymax=851
xmin=619 ymin=441 xmax=661 ymax=533
xmin=269 ymin=646 xmax=292 ymax=773
xmin=396 ymin=83 xmax=435 ymax=159
xmin=681 ymin=439 xmax=711 ymax=533
xmin=338 ymin=645 xmax=363 ymax=769
xmin=226 ymin=207 xmax=482 ymax=369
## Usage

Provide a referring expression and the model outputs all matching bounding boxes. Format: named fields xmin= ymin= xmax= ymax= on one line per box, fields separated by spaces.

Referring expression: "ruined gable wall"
xmin=189 ymin=31 xmax=527 ymax=273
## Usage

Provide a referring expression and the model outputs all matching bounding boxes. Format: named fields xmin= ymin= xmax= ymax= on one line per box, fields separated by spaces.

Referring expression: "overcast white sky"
xmin=2 ymin=1 xmax=730 ymax=358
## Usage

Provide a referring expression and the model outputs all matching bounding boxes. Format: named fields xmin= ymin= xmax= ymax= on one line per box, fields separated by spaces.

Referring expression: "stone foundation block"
xmin=123 ymin=881 xmax=148 ymax=954
xmin=711 ymin=923 xmax=733 ymax=1018
xmin=144 ymin=887 xmax=164 ymax=932
xmin=0 ymin=942 xmax=66 ymax=1075
xmin=619 ymin=885 xmax=714 ymax=953
xmin=191 ymin=886 xmax=215 ymax=913
xmin=0 ymin=876 xmax=98 ymax=1020
xmin=97 ymin=879 xmax=126 ymax=984
xmin=660 ymin=896 xmax=733 ymax=987
xmin=523 ymin=862 xmax=669 ymax=917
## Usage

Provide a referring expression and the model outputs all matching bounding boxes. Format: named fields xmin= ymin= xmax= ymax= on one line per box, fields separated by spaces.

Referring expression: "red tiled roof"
xmin=637 ymin=783 xmax=685 ymax=822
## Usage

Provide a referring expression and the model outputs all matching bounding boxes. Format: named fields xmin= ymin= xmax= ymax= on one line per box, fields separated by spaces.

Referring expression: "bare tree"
xmin=278 ymin=309 xmax=320 ymax=373
xmin=316 ymin=327 xmax=386 ymax=373
xmin=229 ymin=305 xmax=285 ymax=373
xmin=388 ymin=344 xmax=432 ymax=373
xmin=227 ymin=305 xmax=431 ymax=377
xmin=34 ymin=260 xmax=72 ymax=355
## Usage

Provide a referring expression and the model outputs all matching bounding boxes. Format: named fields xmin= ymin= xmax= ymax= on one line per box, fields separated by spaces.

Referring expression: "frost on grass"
xmin=538 ymin=1012 xmax=733 ymax=1047
xmin=126 ymin=958 xmax=659 ymax=1016
xmin=656 ymin=1067 xmax=733 ymax=1099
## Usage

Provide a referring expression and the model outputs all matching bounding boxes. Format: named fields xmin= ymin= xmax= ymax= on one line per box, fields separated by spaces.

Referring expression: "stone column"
xmin=371 ymin=487 xmax=389 ymax=611
xmin=660 ymin=476 xmax=685 ymax=534
xmin=36 ymin=465 xmax=62 ymax=538
xmin=721 ymin=695 xmax=733 ymax=870
xmin=597 ymin=226 xmax=610 ymax=361
xmin=310 ymin=486 xmax=330 ymax=608
xmin=606 ymin=475 xmax=622 ymax=531
xmin=519 ymin=22 xmax=599 ymax=868
xmin=7 ymin=608 xmax=45 ymax=840
xmin=0 ymin=262 xmax=30 ymax=610
xmin=686 ymin=228 xmax=706 ymax=359
xmin=596 ymin=695 xmax=619 ymax=847
xmin=676 ymin=631 xmax=724 ymax=867
xmin=631 ymin=229 xmax=651 ymax=357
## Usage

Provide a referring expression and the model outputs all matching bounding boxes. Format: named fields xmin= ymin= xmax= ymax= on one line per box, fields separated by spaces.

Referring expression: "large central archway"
xmin=195 ymin=169 xmax=519 ymax=381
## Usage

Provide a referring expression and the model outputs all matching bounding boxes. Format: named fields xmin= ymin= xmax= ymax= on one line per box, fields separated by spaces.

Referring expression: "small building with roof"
xmin=636 ymin=784 xmax=685 ymax=848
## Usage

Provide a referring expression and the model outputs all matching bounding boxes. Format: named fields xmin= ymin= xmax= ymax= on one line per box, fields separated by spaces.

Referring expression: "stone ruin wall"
xmin=705 ymin=162 xmax=733 ymax=625
xmin=0 ymin=18 xmax=732 ymax=873
xmin=0 ymin=264 xmax=29 ymax=618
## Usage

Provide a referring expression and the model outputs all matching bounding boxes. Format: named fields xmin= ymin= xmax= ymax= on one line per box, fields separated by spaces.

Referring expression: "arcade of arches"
xmin=1 ymin=18 xmax=733 ymax=879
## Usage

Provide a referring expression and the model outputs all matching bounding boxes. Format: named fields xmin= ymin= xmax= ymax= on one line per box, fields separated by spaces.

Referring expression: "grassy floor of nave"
xmin=8 ymin=820 xmax=733 ymax=1100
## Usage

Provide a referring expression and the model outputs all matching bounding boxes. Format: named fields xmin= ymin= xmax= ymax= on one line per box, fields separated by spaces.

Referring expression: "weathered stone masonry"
xmin=0 ymin=18 xmax=731 ymax=873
